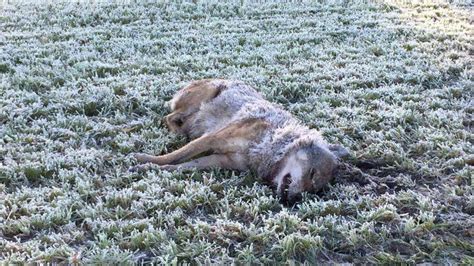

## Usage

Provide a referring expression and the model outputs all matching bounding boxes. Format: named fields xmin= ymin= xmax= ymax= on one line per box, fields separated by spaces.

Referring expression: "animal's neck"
xmin=250 ymin=123 xmax=322 ymax=180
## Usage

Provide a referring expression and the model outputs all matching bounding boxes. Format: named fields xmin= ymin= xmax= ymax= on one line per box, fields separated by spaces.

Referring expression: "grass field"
xmin=1 ymin=0 xmax=473 ymax=264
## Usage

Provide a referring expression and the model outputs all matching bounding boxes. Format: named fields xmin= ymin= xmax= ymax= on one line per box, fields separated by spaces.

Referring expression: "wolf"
xmin=133 ymin=79 xmax=349 ymax=202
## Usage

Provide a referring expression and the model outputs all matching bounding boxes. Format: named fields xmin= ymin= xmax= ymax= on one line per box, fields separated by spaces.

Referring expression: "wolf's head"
xmin=273 ymin=143 xmax=349 ymax=203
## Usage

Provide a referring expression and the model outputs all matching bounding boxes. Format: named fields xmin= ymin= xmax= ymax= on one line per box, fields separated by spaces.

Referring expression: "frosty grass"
xmin=0 ymin=0 xmax=473 ymax=264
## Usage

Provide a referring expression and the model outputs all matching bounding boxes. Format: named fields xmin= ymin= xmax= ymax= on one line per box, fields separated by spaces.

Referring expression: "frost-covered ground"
xmin=0 ymin=0 xmax=473 ymax=264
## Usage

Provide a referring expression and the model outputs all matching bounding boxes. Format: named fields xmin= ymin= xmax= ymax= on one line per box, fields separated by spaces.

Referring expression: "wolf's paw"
xmin=132 ymin=153 xmax=156 ymax=163
xmin=128 ymin=163 xmax=175 ymax=173
xmin=128 ymin=163 xmax=160 ymax=173
xmin=159 ymin=164 xmax=177 ymax=171
xmin=128 ymin=164 xmax=150 ymax=173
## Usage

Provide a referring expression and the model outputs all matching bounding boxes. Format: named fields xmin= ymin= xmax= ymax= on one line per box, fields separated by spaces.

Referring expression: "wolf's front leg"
xmin=130 ymin=154 xmax=246 ymax=172
xmin=160 ymin=154 xmax=247 ymax=171
xmin=133 ymin=134 xmax=216 ymax=165
xmin=134 ymin=118 xmax=268 ymax=166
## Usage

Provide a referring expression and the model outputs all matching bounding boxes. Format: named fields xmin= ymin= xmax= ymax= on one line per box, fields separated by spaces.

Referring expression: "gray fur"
xmin=188 ymin=80 xmax=330 ymax=179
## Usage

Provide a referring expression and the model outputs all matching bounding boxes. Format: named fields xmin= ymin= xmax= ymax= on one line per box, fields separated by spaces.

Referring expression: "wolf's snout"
xmin=279 ymin=173 xmax=293 ymax=203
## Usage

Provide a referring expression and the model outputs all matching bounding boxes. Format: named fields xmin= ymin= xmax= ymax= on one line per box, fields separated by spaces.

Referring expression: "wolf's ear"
xmin=328 ymin=144 xmax=350 ymax=159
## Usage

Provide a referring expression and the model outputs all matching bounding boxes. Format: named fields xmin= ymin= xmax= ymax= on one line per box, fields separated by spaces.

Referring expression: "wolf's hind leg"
xmin=166 ymin=79 xmax=226 ymax=137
